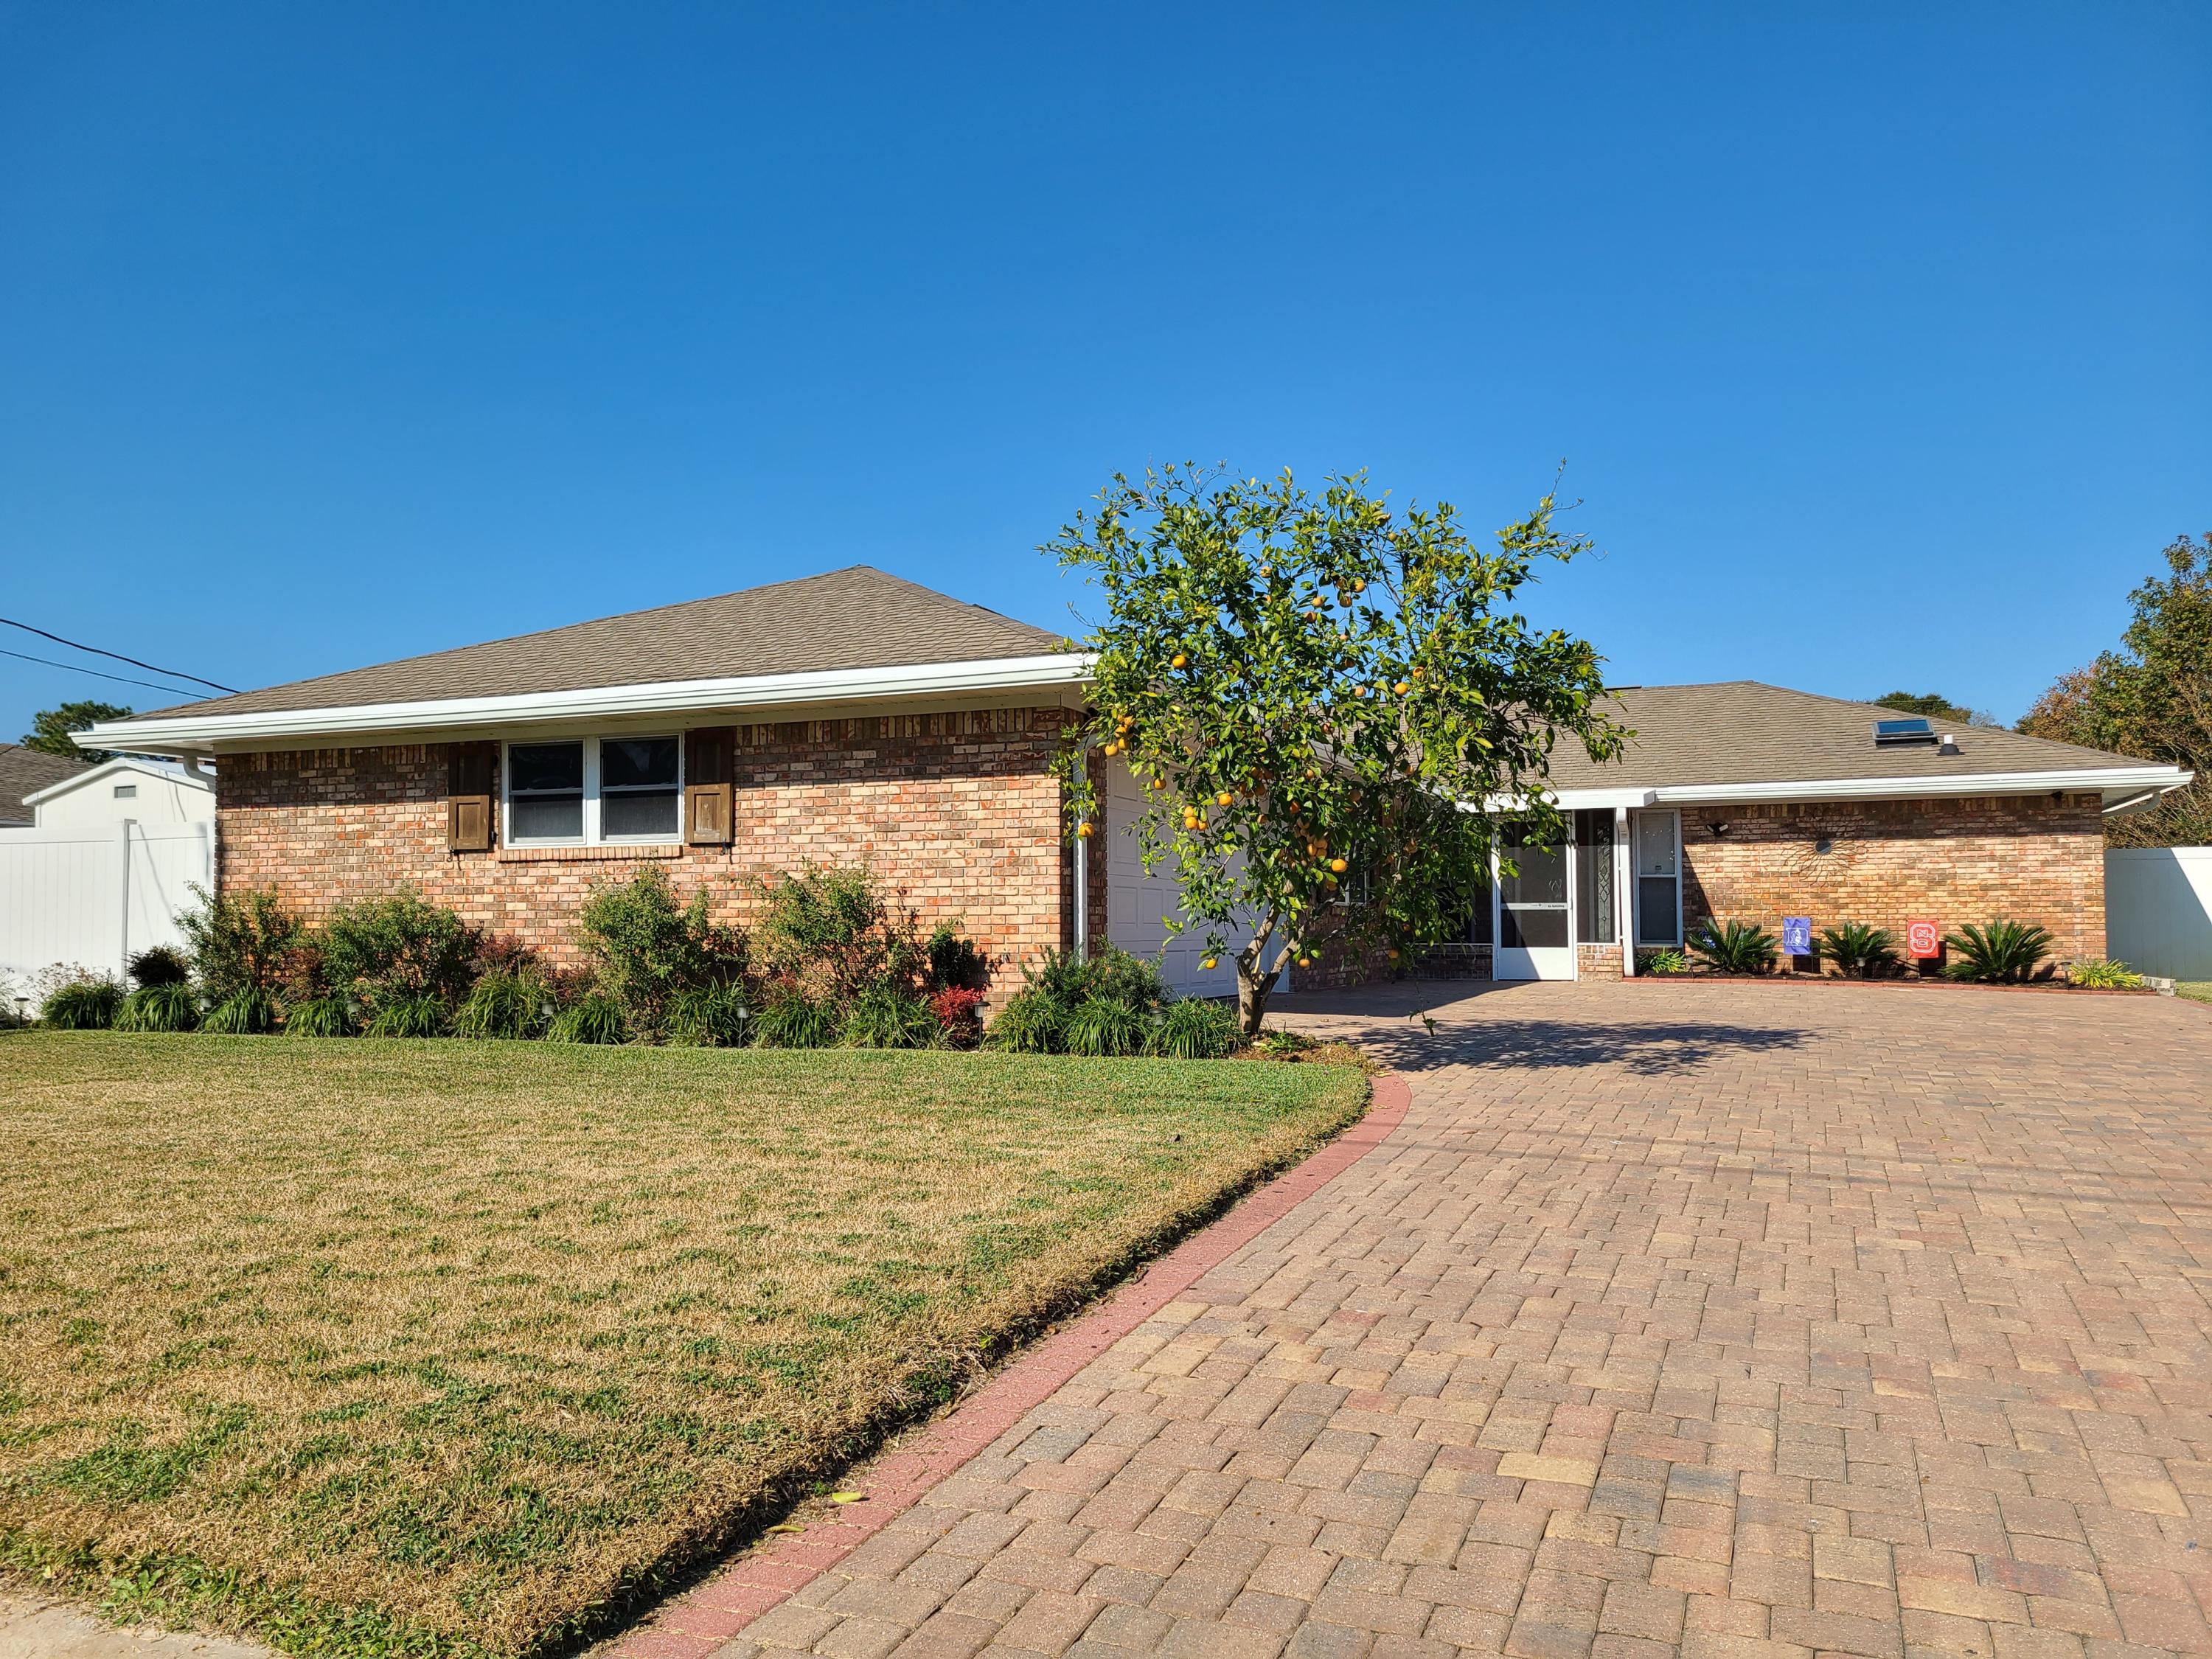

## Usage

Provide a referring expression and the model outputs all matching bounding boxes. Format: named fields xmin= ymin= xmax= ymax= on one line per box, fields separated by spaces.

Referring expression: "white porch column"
xmin=1615 ymin=805 xmax=1634 ymax=976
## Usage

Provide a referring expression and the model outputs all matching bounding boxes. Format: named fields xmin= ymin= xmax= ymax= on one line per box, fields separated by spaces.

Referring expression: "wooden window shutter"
xmin=684 ymin=727 xmax=736 ymax=846
xmin=447 ymin=742 xmax=494 ymax=852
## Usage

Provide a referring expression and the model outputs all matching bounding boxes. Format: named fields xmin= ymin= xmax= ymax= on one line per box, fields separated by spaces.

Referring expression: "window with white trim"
xmin=503 ymin=737 xmax=683 ymax=846
xmin=1631 ymin=809 xmax=1681 ymax=946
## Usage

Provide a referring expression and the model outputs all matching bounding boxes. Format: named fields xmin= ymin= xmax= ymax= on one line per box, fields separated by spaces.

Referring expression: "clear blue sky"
xmin=3 ymin=2 xmax=2205 ymax=730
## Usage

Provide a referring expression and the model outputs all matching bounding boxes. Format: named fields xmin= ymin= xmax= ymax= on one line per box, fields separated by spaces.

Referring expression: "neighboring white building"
xmin=13 ymin=756 xmax=216 ymax=832
xmin=1 ymin=758 xmax=218 ymax=991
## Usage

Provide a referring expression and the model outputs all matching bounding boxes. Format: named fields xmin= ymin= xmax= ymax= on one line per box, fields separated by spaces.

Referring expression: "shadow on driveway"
xmin=1277 ymin=984 xmax=1813 ymax=1077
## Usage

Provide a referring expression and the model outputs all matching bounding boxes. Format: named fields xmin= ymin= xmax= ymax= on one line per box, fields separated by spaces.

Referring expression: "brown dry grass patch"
xmin=0 ymin=1033 xmax=1366 ymax=1656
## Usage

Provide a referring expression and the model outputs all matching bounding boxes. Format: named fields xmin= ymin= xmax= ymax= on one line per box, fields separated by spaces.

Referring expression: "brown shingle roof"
xmin=0 ymin=745 xmax=95 ymax=822
xmin=1545 ymin=681 xmax=2148 ymax=792
xmin=144 ymin=566 xmax=1068 ymax=720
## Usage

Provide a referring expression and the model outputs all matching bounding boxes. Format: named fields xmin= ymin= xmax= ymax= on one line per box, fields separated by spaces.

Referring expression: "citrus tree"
xmin=1050 ymin=465 xmax=1628 ymax=1035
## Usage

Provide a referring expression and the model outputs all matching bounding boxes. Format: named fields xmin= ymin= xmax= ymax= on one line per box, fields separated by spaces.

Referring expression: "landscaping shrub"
xmin=1636 ymin=949 xmax=1688 ymax=975
xmin=751 ymin=864 xmax=916 ymax=1002
xmin=116 ymin=981 xmax=199 ymax=1032
xmin=1818 ymin=922 xmax=1899 ymax=979
xmin=928 ymin=985 xmax=986 ymax=1048
xmin=282 ymin=995 xmax=353 ymax=1038
xmin=1148 ymin=996 xmax=1242 ymax=1059
xmin=1943 ymin=919 xmax=2054 ymax=984
xmin=1062 ymin=993 xmax=1149 ymax=1057
xmin=41 ymin=973 xmax=122 ymax=1030
xmin=180 ymin=886 xmax=299 ymax=1006
xmin=321 ymin=890 xmax=479 ymax=1025
xmin=203 ymin=987 xmax=279 ymax=1034
xmin=2067 ymin=958 xmax=2145 ymax=990
xmin=841 ymin=983 xmax=939 ymax=1049
xmin=753 ymin=990 xmax=838 ymax=1049
xmin=926 ymin=923 xmax=987 ymax=992
xmin=667 ymin=982 xmax=751 ymax=1047
xmin=1687 ymin=919 xmax=1778 ymax=975
xmin=577 ymin=866 xmax=742 ymax=1042
xmin=127 ymin=945 xmax=191 ymax=988
xmin=983 ymin=986 xmax=1064 ymax=1052
xmin=451 ymin=967 xmax=552 ymax=1040
xmin=547 ymin=992 xmax=629 ymax=1044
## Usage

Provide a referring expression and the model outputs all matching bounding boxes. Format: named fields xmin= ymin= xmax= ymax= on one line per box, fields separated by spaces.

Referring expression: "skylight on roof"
xmin=1872 ymin=717 xmax=1938 ymax=745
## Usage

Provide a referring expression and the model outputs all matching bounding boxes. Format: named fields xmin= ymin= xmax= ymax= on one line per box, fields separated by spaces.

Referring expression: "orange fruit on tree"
xmin=1171 ymin=653 xmax=1187 ymax=668
xmin=1329 ymin=858 xmax=1347 ymax=873
xmin=1201 ymin=956 xmax=1217 ymax=970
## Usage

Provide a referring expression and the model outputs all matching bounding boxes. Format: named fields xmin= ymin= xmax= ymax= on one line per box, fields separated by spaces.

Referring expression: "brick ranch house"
xmin=83 ymin=566 xmax=2190 ymax=994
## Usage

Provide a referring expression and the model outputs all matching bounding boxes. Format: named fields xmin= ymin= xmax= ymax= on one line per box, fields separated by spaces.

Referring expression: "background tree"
xmin=20 ymin=700 xmax=133 ymax=763
xmin=1872 ymin=690 xmax=1997 ymax=728
xmin=1051 ymin=466 xmax=1628 ymax=1034
xmin=2017 ymin=532 xmax=2210 ymax=846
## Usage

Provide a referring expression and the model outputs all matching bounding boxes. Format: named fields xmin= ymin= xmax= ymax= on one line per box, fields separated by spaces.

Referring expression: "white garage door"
xmin=1102 ymin=762 xmax=1251 ymax=999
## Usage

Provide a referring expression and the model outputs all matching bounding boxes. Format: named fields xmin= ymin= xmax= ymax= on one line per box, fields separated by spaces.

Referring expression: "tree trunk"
xmin=1234 ymin=917 xmax=1298 ymax=1037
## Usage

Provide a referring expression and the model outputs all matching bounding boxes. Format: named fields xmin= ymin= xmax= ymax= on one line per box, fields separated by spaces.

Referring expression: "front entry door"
xmin=1494 ymin=831 xmax=1575 ymax=981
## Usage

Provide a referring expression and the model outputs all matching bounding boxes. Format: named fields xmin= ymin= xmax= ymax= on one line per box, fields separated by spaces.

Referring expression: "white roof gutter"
xmin=1484 ymin=766 xmax=2189 ymax=814
xmin=1652 ymin=765 xmax=2192 ymax=808
xmin=76 ymin=652 xmax=1098 ymax=755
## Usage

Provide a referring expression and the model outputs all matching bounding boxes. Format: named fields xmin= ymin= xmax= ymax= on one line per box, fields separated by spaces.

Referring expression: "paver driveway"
xmin=723 ymin=982 xmax=2212 ymax=1659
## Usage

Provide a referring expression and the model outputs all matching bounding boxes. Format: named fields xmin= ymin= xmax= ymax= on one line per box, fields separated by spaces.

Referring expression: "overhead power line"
xmin=0 ymin=615 xmax=236 ymax=693
xmin=0 ymin=645 xmax=210 ymax=700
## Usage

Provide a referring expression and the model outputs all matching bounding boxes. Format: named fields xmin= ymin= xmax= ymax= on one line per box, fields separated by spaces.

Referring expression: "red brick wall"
xmin=215 ymin=708 xmax=1074 ymax=992
xmin=1678 ymin=793 xmax=2107 ymax=965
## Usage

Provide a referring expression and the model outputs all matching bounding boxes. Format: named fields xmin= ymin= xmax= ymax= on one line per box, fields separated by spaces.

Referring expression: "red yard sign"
xmin=1907 ymin=919 xmax=1941 ymax=959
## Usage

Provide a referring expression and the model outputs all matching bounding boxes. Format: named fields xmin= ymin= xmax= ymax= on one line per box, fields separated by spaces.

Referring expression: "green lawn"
xmin=2180 ymin=982 xmax=2211 ymax=1005
xmin=0 ymin=1034 xmax=1368 ymax=1658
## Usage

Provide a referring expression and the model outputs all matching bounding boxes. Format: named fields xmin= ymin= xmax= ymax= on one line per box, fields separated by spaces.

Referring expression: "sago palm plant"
xmin=1941 ymin=919 xmax=2054 ymax=984
xmin=1818 ymin=922 xmax=1899 ymax=979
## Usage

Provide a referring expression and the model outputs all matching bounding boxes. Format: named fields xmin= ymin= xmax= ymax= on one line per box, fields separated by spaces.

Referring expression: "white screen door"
xmin=1494 ymin=828 xmax=1576 ymax=980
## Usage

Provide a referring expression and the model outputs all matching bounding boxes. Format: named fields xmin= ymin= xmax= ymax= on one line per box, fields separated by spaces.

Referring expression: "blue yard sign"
xmin=1783 ymin=915 xmax=1813 ymax=956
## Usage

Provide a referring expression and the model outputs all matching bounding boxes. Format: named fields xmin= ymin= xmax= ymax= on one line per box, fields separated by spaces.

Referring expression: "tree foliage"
xmin=21 ymin=700 xmax=133 ymax=762
xmin=2018 ymin=532 xmax=2211 ymax=846
xmin=1051 ymin=465 xmax=1627 ymax=1033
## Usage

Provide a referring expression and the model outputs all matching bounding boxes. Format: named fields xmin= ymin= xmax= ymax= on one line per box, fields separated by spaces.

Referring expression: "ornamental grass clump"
xmin=840 ymin=983 xmax=939 ymax=1049
xmin=452 ymin=964 xmax=554 ymax=1040
xmin=1062 ymin=994 xmax=1150 ymax=1057
xmin=667 ymin=982 xmax=750 ymax=1047
xmin=115 ymin=947 xmax=198 ymax=1031
xmin=547 ymin=992 xmax=628 ymax=1045
xmin=1147 ymin=996 xmax=1243 ymax=1059
xmin=2067 ymin=958 xmax=2145 ymax=990
xmin=752 ymin=990 xmax=838 ymax=1049
xmin=39 ymin=973 xmax=122 ymax=1030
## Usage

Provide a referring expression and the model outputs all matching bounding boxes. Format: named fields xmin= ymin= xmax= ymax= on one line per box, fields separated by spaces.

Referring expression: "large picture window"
xmin=503 ymin=735 xmax=684 ymax=846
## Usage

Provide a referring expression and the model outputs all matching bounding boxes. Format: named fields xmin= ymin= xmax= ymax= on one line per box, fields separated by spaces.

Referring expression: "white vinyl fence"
xmin=2106 ymin=846 xmax=2212 ymax=981
xmin=0 ymin=821 xmax=215 ymax=998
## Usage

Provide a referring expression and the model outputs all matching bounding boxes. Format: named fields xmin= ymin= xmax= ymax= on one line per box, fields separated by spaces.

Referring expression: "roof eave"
xmin=1651 ymin=766 xmax=2192 ymax=808
xmin=79 ymin=652 xmax=1099 ymax=756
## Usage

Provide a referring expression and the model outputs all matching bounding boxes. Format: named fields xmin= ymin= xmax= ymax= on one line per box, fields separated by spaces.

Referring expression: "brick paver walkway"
xmin=720 ymin=982 xmax=2212 ymax=1659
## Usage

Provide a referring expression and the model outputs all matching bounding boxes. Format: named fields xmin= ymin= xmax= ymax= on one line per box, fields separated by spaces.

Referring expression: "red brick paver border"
xmin=616 ymin=1072 xmax=1412 ymax=1659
